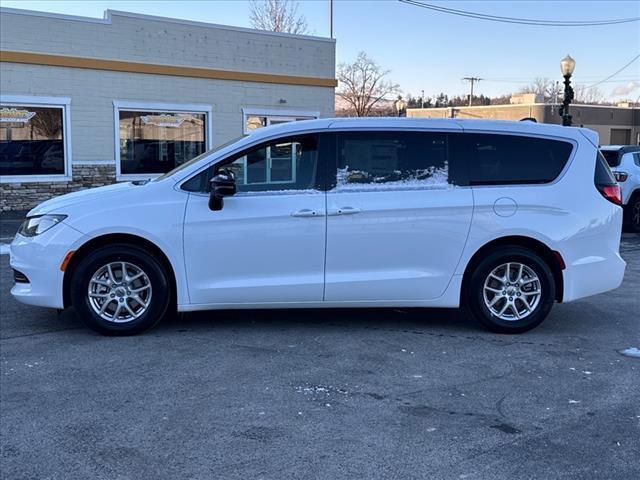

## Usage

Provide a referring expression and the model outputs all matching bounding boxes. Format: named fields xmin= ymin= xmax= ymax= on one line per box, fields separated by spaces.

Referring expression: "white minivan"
xmin=9 ymin=118 xmax=626 ymax=335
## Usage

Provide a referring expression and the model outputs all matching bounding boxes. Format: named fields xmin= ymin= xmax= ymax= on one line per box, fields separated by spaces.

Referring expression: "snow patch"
xmin=0 ymin=244 xmax=9 ymax=255
xmin=335 ymin=164 xmax=452 ymax=192
xmin=619 ymin=347 xmax=640 ymax=358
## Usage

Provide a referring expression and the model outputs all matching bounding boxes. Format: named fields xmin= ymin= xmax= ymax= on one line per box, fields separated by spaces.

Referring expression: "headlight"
xmin=18 ymin=214 xmax=67 ymax=237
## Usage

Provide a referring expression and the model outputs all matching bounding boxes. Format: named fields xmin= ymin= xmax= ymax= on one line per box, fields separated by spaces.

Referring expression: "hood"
xmin=29 ymin=182 xmax=140 ymax=216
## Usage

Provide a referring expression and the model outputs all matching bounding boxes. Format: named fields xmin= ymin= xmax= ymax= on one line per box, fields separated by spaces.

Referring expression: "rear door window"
xmin=332 ymin=131 xmax=462 ymax=190
xmin=461 ymin=133 xmax=573 ymax=185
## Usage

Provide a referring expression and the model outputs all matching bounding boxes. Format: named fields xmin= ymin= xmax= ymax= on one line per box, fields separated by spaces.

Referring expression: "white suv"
xmin=10 ymin=119 xmax=626 ymax=335
xmin=600 ymin=145 xmax=640 ymax=232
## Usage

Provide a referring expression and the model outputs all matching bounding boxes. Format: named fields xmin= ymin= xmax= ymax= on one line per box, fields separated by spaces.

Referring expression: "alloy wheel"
xmin=87 ymin=261 xmax=152 ymax=323
xmin=483 ymin=262 xmax=541 ymax=321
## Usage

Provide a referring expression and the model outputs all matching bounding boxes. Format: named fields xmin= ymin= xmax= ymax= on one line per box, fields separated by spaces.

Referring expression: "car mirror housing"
xmin=209 ymin=169 xmax=237 ymax=211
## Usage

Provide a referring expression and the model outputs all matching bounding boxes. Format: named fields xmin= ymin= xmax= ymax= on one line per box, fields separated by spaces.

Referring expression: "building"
xmin=407 ymin=98 xmax=640 ymax=146
xmin=0 ymin=7 xmax=336 ymax=211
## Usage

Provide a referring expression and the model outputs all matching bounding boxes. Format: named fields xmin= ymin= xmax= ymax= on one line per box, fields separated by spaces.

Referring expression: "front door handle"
xmin=291 ymin=209 xmax=323 ymax=217
xmin=328 ymin=207 xmax=362 ymax=216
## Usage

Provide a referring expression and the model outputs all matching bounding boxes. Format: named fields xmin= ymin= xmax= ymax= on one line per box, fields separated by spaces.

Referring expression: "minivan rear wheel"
xmin=465 ymin=246 xmax=555 ymax=333
xmin=70 ymin=244 xmax=171 ymax=335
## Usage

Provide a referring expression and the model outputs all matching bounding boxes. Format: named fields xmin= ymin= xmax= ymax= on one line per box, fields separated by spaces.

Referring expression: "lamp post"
xmin=559 ymin=54 xmax=576 ymax=126
xmin=394 ymin=96 xmax=407 ymax=117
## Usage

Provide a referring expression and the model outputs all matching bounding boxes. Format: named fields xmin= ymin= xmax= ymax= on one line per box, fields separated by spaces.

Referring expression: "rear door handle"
xmin=328 ymin=206 xmax=362 ymax=216
xmin=291 ymin=209 xmax=323 ymax=218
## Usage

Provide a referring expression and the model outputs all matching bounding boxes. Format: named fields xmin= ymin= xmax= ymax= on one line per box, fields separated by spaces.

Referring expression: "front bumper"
xmin=9 ymin=222 xmax=86 ymax=309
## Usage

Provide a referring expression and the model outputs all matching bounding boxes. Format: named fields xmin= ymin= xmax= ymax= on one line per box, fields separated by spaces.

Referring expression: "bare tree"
xmin=573 ymin=84 xmax=606 ymax=104
xmin=519 ymin=77 xmax=557 ymax=101
xmin=336 ymin=52 xmax=400 ymax=117
xmin=249 ymin=0 xmax=308 ymax=35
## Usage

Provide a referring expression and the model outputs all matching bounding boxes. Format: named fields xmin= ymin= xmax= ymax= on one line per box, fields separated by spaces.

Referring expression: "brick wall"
xmin=1 ymin=164 xmax=116 ymax=211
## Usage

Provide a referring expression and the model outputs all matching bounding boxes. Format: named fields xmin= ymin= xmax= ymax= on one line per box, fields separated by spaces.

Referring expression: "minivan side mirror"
xmin=209 ymin=169 xmax=236 ymax=211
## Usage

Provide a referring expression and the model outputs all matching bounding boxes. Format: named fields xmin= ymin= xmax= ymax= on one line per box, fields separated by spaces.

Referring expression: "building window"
xmin=0 ymin=96 xmax=71 ymax=181
xmin=114 ymin=102 xmax=212 ymax=178
xmin=242 ymin=108 xmax=320 ymax=134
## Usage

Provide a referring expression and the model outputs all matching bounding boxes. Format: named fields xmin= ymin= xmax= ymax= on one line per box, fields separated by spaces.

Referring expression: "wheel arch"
xmin=460 ymin=235 xmax=564 ymax=305
xmin=63 ymin=233 xmax=178 ymax=309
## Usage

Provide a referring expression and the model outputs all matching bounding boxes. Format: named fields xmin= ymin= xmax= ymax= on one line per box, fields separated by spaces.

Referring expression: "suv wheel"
xmin=465 ymin=246 xmax=556 ymax=334
xmin=624 ymin=194 xmax=640 ymax=233
xmin=70 ymin=244 xmax=171 ymax=335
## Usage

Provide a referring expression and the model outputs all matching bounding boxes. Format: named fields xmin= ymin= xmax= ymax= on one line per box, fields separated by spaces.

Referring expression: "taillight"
xmin=597 ymin=184 xmax=622 ymax=205
xmin=613 ymin=171 xmax=628 ymax=182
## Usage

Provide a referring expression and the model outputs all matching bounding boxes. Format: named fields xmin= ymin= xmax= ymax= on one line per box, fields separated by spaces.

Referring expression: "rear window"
xmin=600 ymin=150 xmax=621 ymax=168
xmin=595 ymin=151 xmax=617 ymax=185
xmin=461 ymin=133 xmax=573 ymax=185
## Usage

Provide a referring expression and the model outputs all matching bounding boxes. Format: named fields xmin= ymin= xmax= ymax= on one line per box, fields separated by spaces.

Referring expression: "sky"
xmin=2 ymin=0 xmax=639 ymax=101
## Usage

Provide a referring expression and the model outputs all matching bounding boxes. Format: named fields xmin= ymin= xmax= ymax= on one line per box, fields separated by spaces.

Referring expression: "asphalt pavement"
xmin=1 ymin=215 xmax=638 ymax=480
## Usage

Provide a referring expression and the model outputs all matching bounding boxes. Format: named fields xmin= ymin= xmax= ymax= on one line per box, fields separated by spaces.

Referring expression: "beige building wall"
xmin=0 ymin=7 xmax=336 ymax=210
xmin=407 ymin=103 xmax=639 ymax=146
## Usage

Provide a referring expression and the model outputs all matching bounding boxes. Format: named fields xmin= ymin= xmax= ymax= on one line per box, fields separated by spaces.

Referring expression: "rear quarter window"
xmin=461 ymin=133 xmax=573 ymax=185
xmin=595 ymin=151 xmax=616 ymax=185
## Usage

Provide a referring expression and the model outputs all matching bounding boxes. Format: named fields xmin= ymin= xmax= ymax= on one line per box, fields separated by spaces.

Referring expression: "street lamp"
xmin=559 ymin=54 xmax=576 ymax=126
xmin=394 ymin=96 xmax=406 ymax=117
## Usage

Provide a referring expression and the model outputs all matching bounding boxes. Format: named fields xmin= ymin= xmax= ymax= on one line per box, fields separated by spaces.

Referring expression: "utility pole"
xmin=462 ymin=77 xmax=482 ymax=106
xmin=421 ymin=89 xmax=425 ymax=109
xmin=329 ymin=0 xmax=333 ymax=38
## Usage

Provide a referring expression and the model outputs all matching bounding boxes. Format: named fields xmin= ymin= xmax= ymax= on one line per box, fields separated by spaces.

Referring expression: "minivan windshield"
xmin=154 ymin=134 xmax=247 ymax=181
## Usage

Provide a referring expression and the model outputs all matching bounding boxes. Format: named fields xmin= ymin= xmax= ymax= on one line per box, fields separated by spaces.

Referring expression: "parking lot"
xmin=1 ymin=213 xmax=638 ymax=479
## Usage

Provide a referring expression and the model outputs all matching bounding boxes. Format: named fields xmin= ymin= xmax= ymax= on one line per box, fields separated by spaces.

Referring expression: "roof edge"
xmin=0 ymin=6 xmax=336 ymax=43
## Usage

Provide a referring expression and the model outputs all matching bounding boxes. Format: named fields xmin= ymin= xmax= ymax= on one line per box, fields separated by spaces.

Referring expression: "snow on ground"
xmin=619 ymin=347 xmax=640 ymax=358
xmin=0 ymin=244 xmax=9 ymax=255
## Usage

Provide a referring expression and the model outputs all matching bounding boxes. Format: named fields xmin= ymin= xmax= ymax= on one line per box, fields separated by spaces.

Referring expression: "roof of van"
xmin=599 ymin=145 xmax=640 ymax=154
xmin=246 ymin=117 xmax=594 ymax=143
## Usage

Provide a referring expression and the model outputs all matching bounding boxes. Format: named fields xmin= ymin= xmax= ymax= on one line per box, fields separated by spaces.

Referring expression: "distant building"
xmin=407 ymin=96 xmax=639 ymax=146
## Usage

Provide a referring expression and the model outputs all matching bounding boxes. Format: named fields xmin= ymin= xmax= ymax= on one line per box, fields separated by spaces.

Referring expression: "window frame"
xmin=113 ymin=100 xmax=213 ymax=181
xmin=181 ymin=133 xmax=327 ymax=195
xmin=460 ymin=131 xmax=576 ymax=187
xmin=0 ymin=95 xmax=72 ymax=183
xmin=326 ymin=129 xmax=464 ymax=191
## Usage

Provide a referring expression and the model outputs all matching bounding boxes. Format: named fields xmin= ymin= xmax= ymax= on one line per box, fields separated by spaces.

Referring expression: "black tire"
xmin=465 ymin=246 xmax=556 ymax=334
xmin=623 ymin=194 xmax=640 ymax=233
xmin=70 ymin=244 xmax=171 ymax=336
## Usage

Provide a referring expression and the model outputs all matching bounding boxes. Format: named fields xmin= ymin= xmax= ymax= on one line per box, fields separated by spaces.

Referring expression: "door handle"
xmin=291 ymin=209 xmax=323 ymax=217
xmin=328 ymin=207 xmax=362 ymax=216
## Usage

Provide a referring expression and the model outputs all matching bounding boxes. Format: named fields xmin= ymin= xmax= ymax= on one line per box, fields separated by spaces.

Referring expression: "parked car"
xmin=10 ymin=119 xmax=626 ymax=335
xmin=600 ymin=145 xmax=640 ymax=232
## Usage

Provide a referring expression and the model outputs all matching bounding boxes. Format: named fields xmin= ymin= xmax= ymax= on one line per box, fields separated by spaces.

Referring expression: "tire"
xmin=623 ymin=194 xmax=640 ymax=233
xmin=70 ymin=244 xmax=171 ymax=336
xmin=465 ymin=246 xmax=556 ymax=334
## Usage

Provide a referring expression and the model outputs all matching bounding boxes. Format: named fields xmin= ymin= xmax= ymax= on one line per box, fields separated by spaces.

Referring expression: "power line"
xmin=584 ymin=54 xmax=640 ymax=88
xmin=398 ymin=0 xmax=640 ymax=26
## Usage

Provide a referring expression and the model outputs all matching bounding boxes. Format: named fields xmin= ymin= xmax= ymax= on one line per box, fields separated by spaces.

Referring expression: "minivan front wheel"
xmin=466 ymin=246 xmax=555 ymax=333
xmin=71 ymin=244 xmax=171 ymax=335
